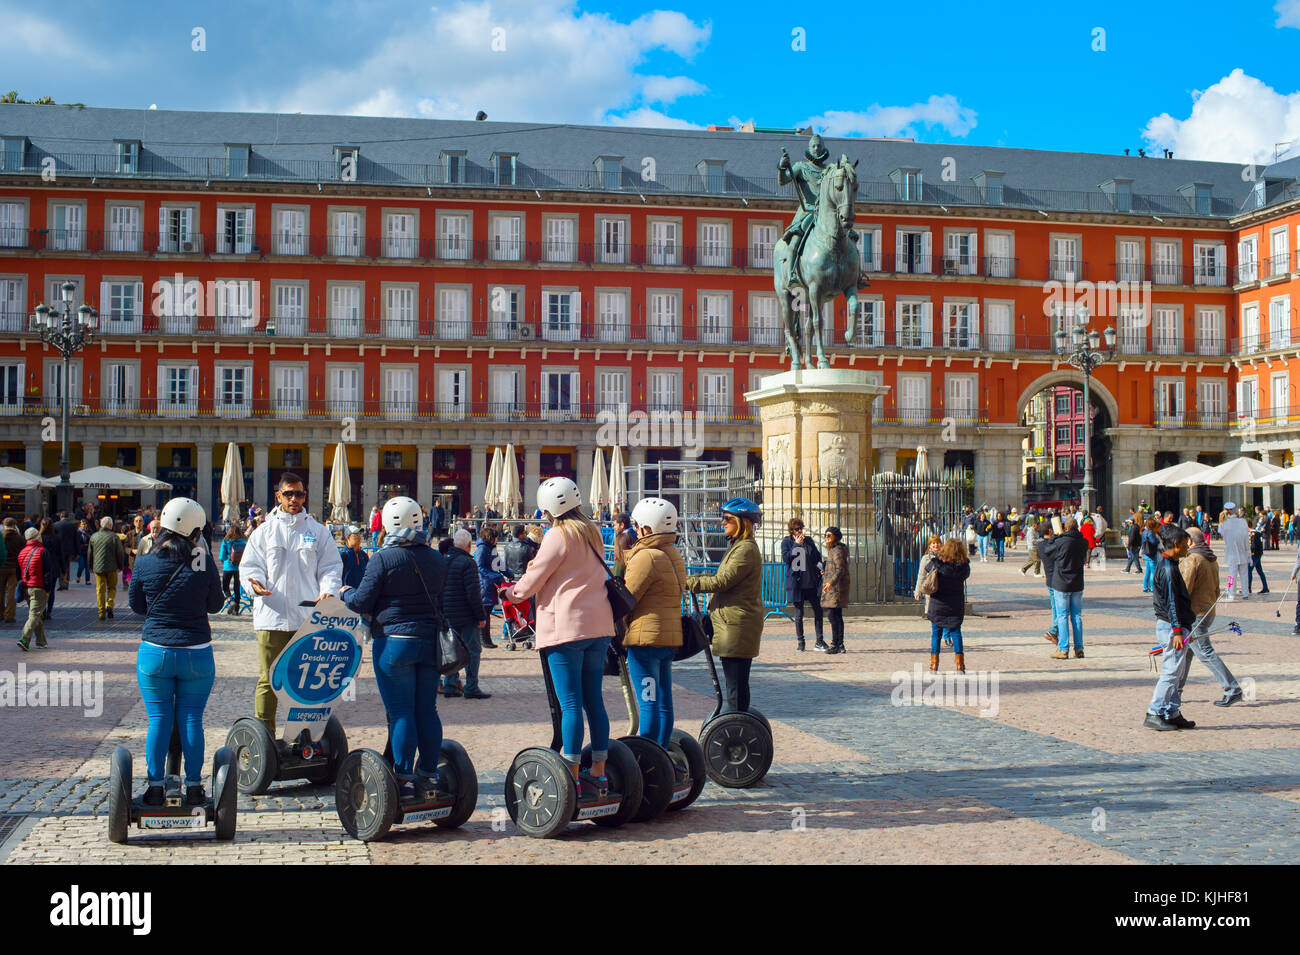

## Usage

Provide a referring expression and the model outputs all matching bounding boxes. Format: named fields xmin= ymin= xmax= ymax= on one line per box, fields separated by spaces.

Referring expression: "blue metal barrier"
xmin=677 ymin=561 xmax=792 ymax=621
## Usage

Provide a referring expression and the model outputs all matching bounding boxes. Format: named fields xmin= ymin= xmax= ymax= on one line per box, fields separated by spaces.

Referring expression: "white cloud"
xmin=1142 ymin=69 xmax=1300 ymax=163
xmin=1276 ymin=0 xmax=1300 ymax=28
xmin=605 ymin=107 xmax=703 ymax=130
xmin=235 ymin=0 xmax=710 ymax=127
xmin=802 ymin=95 xmax=978 ymax=140
xmin=0 ymin=10 xmax=113 ymax=72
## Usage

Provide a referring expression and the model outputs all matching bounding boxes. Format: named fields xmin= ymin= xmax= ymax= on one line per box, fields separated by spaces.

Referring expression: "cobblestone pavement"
xmin=2 ymin=547 xmax=1297 ymax=863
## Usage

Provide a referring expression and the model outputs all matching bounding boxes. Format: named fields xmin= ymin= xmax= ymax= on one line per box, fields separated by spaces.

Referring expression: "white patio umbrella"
xmin=1166 ymin=456 xmax=1282 ymax=487
xmin=39 ymin=466 xmax=171 ymax=490
xmin=327 ymin=443 xmax=351 ymax=522
xmin=1121 ymin=460 xmax=1212 ymax=486
xmin=1260 ymin=463 xmax=1300 ymax=485
xmin=608 ymin=446 xmax=626 ymax=511
xmin=484 ymin=446 xmax=504 ymax=513
xmin=501 ymin=444 xmax=524 ymax=518
xmin=0 ymin=467 xmax=42 ymax=489
xmin=915 ymin=445 xmax=930 ymax=477
xmin=219 ymin=442 xmax=246 ymax=521
xmin=589 ymin=447 xmax=610 ymax=515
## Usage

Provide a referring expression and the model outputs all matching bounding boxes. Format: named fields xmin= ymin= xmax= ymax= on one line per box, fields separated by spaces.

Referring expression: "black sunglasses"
xmin=279 ymin=489 xmax=306 ymax=499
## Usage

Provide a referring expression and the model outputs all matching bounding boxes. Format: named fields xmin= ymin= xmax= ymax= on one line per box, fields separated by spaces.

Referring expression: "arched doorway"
xmin=1017 ymin=373 xmax=1118 ymax=514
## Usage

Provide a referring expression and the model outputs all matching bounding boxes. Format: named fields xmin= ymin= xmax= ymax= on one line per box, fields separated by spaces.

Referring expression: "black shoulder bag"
xmin=404 ymin=549 xmax=468 ymax=676
xmin=585 ymin=537 xmax=637 ymax=621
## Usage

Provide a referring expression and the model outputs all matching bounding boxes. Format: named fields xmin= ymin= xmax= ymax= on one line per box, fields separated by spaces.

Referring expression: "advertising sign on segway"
xmin=224 ymin=596 xmax=362 ymax=794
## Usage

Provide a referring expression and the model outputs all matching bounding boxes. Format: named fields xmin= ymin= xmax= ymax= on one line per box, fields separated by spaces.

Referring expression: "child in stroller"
xmin=496 ymin=582 xmax=535 ymax=651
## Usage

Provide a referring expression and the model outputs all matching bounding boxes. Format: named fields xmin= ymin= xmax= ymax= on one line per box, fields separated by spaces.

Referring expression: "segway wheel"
xmin=747 ymin=706 xmax=773 ymax=733
xmin=617 ymin=736 xmax=675 ymax=822
xmin=505 ymin=747 xmax=576 ymax=839
xmin=666 ymin=729 xmax=706 ymax=811
xmin=335 ymin=749 xmax=399 ymax=842
xmin=433 ymin=739 xmax=478 ymax=830
xmin=107 ymin=746 xmax=132 ymax=844
xmin=226 ymin=717 xmax=280 ymax=795
xmin=165 ymin=724 xmax=182 ymax=778
xmin=307 ymin=716 xmax=348 ymax=786
xmin=581 ymin=739 xmax=644 ymax=829
xmin=700 ymin=712 xmax=773 ymax=789
xmin=212 ymin=747 xmax=237 ymax=841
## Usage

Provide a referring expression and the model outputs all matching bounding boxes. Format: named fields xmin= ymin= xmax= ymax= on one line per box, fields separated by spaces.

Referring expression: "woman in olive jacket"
xmin=622 ymin=498 xmax=687 ymax=748
xmin=686 ymin=498 xmax=764 ymax=712
xmin=820 ymin=526 xmax=849 ymax=654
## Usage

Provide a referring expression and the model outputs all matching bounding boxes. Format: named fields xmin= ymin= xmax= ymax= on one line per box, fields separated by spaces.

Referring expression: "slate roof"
xmin=1 ymin=103 xmax=1297 ymax=217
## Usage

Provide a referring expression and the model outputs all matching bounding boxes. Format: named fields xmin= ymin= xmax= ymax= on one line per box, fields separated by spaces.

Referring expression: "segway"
xmin=504 ymin=646 xmax=644 ymax=838
xmin=107 ymin=743 xmax=237 ymax=843
xmin=698 ymin=640 xmax=774 ymax=788
xmin=334 ymin=735 xmax=478 ymax=842
xmin=615 ymin=650 xmax=703 ymax=817
xmin=224 ymin=597 xmax=361 ymax=795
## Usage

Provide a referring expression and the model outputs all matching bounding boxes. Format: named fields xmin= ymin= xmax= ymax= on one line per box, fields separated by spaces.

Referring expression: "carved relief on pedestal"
xmin=817 ymin=431 xmax=859 ymax=483
xmin=767 ymin=434 xmax=792 ymax=483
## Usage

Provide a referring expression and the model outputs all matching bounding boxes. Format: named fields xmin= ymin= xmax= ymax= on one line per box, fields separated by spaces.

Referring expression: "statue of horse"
xmin=773 ymin=155 xmax=862 ymax=370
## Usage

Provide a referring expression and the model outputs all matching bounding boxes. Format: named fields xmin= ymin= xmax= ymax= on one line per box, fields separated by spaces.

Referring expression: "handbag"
xmin=14 ymin=549 xmax=34 ymax=604
xmin=917 ymin=561 xmax=939 ymax=596
xmin=402 ymin=548 xmax=467 ymax=676
xmin=676 ymin=590 xmax=712 ymax=662
xmin=585 ymin=538 xmax=637 ymax=622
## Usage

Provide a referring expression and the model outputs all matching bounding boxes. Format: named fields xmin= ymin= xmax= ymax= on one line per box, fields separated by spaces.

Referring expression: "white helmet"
xmin=382 ymin=496 xmax=423 ymax=534
xmin=158 ymin=497 xmax=205 ymax=538
xmin=631 ymin=497 xmax=678 ymax=536
xmin=538 ymin=477 xmax=581 ymax=518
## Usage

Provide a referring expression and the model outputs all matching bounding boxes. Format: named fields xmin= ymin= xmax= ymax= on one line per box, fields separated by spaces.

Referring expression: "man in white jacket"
xmin=239 ymin=472 xmax=344 ymax=733
xmin=1218 ymin=502 xmax=1250 ymax=601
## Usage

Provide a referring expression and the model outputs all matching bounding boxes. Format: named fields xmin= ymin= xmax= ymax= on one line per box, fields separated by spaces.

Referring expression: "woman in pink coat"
xmin=504 ymin=478 xmax=616 ymax=794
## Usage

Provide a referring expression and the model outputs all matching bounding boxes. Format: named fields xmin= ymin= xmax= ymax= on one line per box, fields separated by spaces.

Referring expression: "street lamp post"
xmin=30 ymin=281 xmax=98 ymax=514
xmin=1054 ymin=309 xmax=1117 ymax=516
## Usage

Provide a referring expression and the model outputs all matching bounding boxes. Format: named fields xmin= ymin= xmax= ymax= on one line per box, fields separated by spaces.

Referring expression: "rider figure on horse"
xmin=778 ymin=132 xmax=860 ymax=290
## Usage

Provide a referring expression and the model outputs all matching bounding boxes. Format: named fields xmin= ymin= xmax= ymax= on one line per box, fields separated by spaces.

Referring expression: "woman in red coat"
xmin=1079 ymin=517 xmax=1097 ymax=565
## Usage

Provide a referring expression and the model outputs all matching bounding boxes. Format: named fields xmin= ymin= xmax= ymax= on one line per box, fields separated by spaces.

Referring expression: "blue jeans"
xmin=76 ymin=554 xmax=89 ymax=582
xmin=442 ymin=624 xmax=482 ymax=693
xmin=1142 ymin=556 xmax=1156 ymax=591
xmin=930 ymin=622 xmax=963 ymax=654
xmin=976 ymin=535 xmax=989 ymax=559
xmin=136 ymin=643 xmax=215 ymax=786
xmin=1051 ymin=589 xmax=1083 ymax=651
xmin=1247 ymin=555 xmax=1268 ymax=593
xmin=993 ymin=538 xmax=1005 ymax=560
xmin=372 ymin=636 xmax=442 ymax=775
xmin=545 ymin=636 xmax=611 ymax=765
xmin=1148 ymin=619 xmax=1193 ymax=719
xmin=626 ymin=645 xmax=675 ymax=748
xmin=1188 ymin=628 xmax=1240 ymax=694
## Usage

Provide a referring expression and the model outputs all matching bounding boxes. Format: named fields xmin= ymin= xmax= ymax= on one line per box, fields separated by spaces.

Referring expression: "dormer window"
xmin=973 ymin=171 xmax=1003 ymax=205
xmin=1178 ymin=181 xmax=1213 ymax=216
xmin=226 ymin=143 xmax=250 ymax=177
xmin=1196 ymin=185 xmax=1211 ymax=215
xmin=1 ymin=136 xmax=27 ymax=171
xmin=115 ymin=140 xmax=139 ymax=174
xmin=441 ymin=150 xmax=466 ymax=184
xmin=493 ymin=152 xmax=517 ymax=186
xmin=1101 ymin=178 xmax=1134 ymax=213
xmin=596 ymin=156 xmax=623 ymax=190
xmin=697 ymin=159 xmax=725 ymax=194
xmin=891 ymin=168 xmax=922 ymax=201
xmin=334 ymin=146 xmax=359 ymax=180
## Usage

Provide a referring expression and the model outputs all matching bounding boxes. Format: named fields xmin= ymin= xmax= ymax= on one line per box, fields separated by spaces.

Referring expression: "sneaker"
xmin=1167 ymin=713 xmax=1196 ymax=729
xmin=97 ymin=612 xmax=105 ymax=620
xmin=1043 ymin=631 xmax=1058 ymax=642
xmin=15 ymin=637 xmax=29 ymax=651
xmin=442 ymin=686 xmax=463 ymax=698
xmin=464 ymin=688 xmax=492 ymax=699
xmin=1143 ymin=713 xmax=1178 ymax=731
xmin=1049 ymin=649 xmax=1070 ymax=659
xmin=142 ymin=785 xmax=165 ymax=806
xmin=106 ymin=608 xmax=114 ymax=618
xmin=813 ymin=641 xmax=830 ymax=652
xmin=1290 ymin=626 xmax=1299 ymax=636
xmin=1214 ymin=689 xmax=1243 ymax=707
xmin=1260 ymin=589 xmax=1271 ymax=595
xmin=796 ymin=639 xmax=805 ymax=652
xmin=185 ymin=785 xmax=206 ymax=806
xmin=481 ymin=634 xmax=498 ymax=649
xmin=1072 ymin=648 xmax=1085 ymax=659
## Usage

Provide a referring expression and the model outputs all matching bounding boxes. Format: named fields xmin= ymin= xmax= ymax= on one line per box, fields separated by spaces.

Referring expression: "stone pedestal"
xmin=745 ymin=369 xmax=891 ymax=604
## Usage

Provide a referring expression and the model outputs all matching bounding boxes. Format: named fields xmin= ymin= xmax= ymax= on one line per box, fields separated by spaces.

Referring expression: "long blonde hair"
xmin=731 ymin=516 xmax=755 ymax=541
xmin=551 ymin=508 xmax=605 ymax=555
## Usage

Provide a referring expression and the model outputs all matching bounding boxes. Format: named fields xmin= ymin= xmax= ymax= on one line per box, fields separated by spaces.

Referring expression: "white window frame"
xmin=542 ymin=288 xmax=580 ymax=343
xmin=327 ymin=364 xmax=362 ymax=417
xmin=698 ymin=292 xmax=731 ymax=345
xmin=383 ymin=211 xmax=418 ymax=259
xmin=648 ymin=218 xmax=680 ymax=266
xmin=383 ymin=365 xmax=417 ymax=421
xmin=215 ymin=364 xmax=252 ymax=418
xmin=436 ymin=286 xmax=470 ymax=340
xmin=489 ymin=213 xmax=522 ymax=262
xmin=698 ymin=221 xmax=731 ymax=268
xmin=437 ymin=212 xmax=471 ymax=261
xmin=382 ymin=284 xmax=417 ymax=339
xmin=543 ymin=215 xmax=577 ymax=263
xmin=328 ymin=209 xmax=363 ymax=257
xmin=49 ymin=202 xmax=85 ymax=251
xmin=271 ymin=364 xmax=305 ymax=419
xmin=106 ymin=204 xmax=142 ymax=253
xmin=595 ymin=288 xmax=628 ymax=344
xmin=750 ymin=293 xmax=782 ymax=347
xmin=216 ymin=205 xmax=254 ymax=254
xmin=648 ymin=290 xmax=680 ymax=344
xmin=598 ymin=216 xmax=628 ymax=265
xmin=1197 ymin=378 xmax=1226 ymax=426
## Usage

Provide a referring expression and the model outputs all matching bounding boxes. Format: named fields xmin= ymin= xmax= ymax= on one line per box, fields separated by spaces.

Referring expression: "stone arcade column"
xmin=524 ymin=446 xmax=541 ymax=515
xmin=576 ymin=445 xmax=594 ymax=511
xmin=417 ymin=447 xmax=433 ymax=514
xmin=470 ymin=443 xmax=489 ymax=512
xmin=195 ymin=444 xmax=214 ymax=518
xmin=1260 ymin=450 xmax=1274 ymax=509
xmin=362 ymin=444 xmax=379 ymax=515
xmin=136 ymin=442 xmax=155 ymax=510
xmin=308 ymin=442 xmax=325 ymax=520
xmin=745 ymin=369 xmax=890 ymax=604
xmin=253 ymin=444 xmax=269 ymax=509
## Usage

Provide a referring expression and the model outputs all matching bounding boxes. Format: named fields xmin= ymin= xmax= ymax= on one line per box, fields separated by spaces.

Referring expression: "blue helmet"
xmin=721 ymin=497 xmax=762 ymax=524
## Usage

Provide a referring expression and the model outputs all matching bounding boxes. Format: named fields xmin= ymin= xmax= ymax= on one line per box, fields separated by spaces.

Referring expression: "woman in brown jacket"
xmin=821 ymin=526 xmax=849 ymax=654
xmin=623 ymin=497 xmax=687 ymax=748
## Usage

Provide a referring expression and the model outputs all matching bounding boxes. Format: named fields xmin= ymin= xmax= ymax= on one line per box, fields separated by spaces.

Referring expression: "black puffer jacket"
xmin=440 ymin=547 xmax=486 ymax=629
xmin=927 ymin=558 xmax=970 ymax=630
xmin=1038 ymin=530 xmax=1087 ymax=593
xmin=1153 ymin=555 xmax=1195 ymax=630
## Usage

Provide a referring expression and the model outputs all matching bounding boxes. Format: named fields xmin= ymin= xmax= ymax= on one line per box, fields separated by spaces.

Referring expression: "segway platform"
xmin=107 ymin=746 xmax=237 ymax=843
xmin=225 ymin=596 xmax=362 ymax=794
xmin=335 ymin=739 xmax=477 ymax=842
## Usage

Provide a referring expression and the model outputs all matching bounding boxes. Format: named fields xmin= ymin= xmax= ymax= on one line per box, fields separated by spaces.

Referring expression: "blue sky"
xmin=4 ymin=0 xmax=1300 ymax=162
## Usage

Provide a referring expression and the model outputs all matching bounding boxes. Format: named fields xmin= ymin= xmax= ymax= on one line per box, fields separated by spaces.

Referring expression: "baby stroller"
xmin=496 ymin=583 xmax=536 ymax=651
